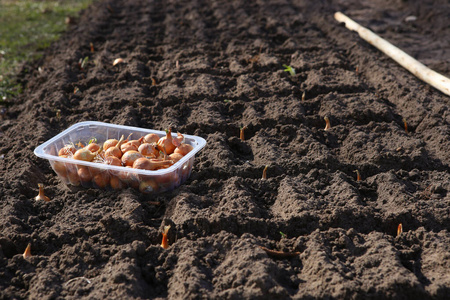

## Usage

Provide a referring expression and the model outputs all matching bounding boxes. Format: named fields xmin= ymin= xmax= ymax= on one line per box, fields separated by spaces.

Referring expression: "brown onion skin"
xmin=53 ymin=155 xmax=68 ymax=175
xmin=144 ymin=133 xmax=160 ymax=144
xmin=174 ymin=144 xmax=193 ymax=156
xmin=122 ymin=150 xmax=143 ymax=167
xmin=133 ymin=157 xmax=173 ymax=170
xmin=169 ymin=153 xmax=184 ymax=163
xmin=73 ymin=148 xmax=97 ymax=162
xmin=105 ymin=146 xmax=123 ymax=159
xmin=85 ymin=143 xmax=100 ymax=152
xmin=138 ymin=143 xmax=159 ymax=157
xmin=103 ymin=139 xmax=119 ymax=151
xmin=157 ymin=129 xmax=176 ymax=155
xmin=93 ymin=172 xmax=110 ymax=188
xmin=110 ymin=176 xmax=125 ymax=190
xmin=78 ymin=166 xmax=93 ymax=182
xmin=139 ymin=179 xmax=159 ymax=194
xmin=117 ymin=166 xmax=139 ymax=189
xmin=120 ymin=142 xmax=138 ymax=153
xmin=58 ymin=145 xmax=76 ymax=156
xmin=104 ymin=156 xmax=122 ymax=167
xmin=66 ymin=163 xmax=81 ymax=186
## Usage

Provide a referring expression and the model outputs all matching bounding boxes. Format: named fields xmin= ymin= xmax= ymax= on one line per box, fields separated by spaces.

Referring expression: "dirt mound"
xmin=1 ymin=0 xmax=449 ymax=298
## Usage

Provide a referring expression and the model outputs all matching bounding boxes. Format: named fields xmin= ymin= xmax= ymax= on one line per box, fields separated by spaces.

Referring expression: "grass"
xmin=0 ymin=0 xmax=93 ymax=101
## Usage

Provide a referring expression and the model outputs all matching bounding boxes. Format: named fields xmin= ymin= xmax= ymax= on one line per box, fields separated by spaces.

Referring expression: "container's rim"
xmin=34 ymin=121 xmax=207 ymax=175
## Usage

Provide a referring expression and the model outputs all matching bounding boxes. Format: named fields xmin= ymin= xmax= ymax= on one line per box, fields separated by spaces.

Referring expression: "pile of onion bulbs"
xmin=52 ymin=129 xmax=194 ymax=193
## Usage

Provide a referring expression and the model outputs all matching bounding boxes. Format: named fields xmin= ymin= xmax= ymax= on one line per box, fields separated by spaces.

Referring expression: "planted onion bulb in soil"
xmin=35 ymin=183 xmax=50 ymax=202
xmin=23 ymin=244 xmax=32 ymax=259
xmin=160 ymin=225 xmax=171 ymax=249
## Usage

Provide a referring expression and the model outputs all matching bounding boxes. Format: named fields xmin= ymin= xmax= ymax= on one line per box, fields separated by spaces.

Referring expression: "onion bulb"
xmin=105 ymin=135 xmax=125 ymax=158
xmin=133 ymin=157 xmax=173 ymax=170
xmin=92 ymin=172 xmax=110 ymax=188
xmin=85 ymin=142 xmax=100 ymax=152
xmin=35 ymin=183 xmax=50 ymax=202
xmin=138 ymin=143 xmax=159 ymax=157
xmin=110 ymin=176 xmax=125 ymax=190
xmin=144 ymin=133 xmax=159 ymax=144
xmin=157 ymin=129 xmax=176 ymax=155
xmin=58 ymin=145 xmax=76 ymax=156
xmin=103 ymin=138 xmax=119 ymax=151
xmin=169 ymin=153 xmax=184 ymax=163
xmin=174 ymin=143 xmax=193 ymax=156
xmin=78 ymin=166 xmax=93 ymax=182
xmin=120 ymin=142 xmax=138 ymax=153
xmin=139 ymin=179 xmax=159 ymax=194
xmin=121 ymin=150 xmax=143 ymax=167
xmin=73 ymin=148 xmax=98 ymax=162
xmin=160 ymin=225 xmax=171 ymax=249
xmin=23 ymin=243 xmax=32 ymax=259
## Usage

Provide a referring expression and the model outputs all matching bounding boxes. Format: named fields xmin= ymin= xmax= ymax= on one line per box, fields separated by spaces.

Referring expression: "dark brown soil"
xmin=1 ymin=0 xmax=449 ymax=299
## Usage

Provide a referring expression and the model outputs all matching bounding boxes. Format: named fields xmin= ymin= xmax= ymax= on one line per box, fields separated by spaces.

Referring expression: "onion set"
xmin=52 ymin=130 xmax=194 ymax=191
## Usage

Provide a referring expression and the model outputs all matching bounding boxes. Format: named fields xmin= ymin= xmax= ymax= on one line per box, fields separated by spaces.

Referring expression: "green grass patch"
xmin=0 ymin=0 xmax=93 ymax=101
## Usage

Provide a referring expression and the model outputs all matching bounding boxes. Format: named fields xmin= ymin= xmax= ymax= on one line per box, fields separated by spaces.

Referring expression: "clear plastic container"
xmin=34 ymin=121 xmax=206 ymax=194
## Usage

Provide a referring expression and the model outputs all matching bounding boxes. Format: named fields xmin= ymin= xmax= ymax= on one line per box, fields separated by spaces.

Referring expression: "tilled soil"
xmin=1 ymin=0 xmax=449 ymax=299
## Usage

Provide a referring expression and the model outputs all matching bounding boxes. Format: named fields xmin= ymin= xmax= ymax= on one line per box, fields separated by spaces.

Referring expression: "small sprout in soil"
xmin=354 ymin=170 xmax=361 ymax=181
xmin=224 ymin=99 xmax=232 ymax=103
xmin=176 ymin=60 xmax=180 ymax=69
xmin=240 ymin=126 xmax=247 ymax=141
xmin=396 ymin=146 xmax=403 ymax=152
xmin=262 ymin=165 xmax=268 ymax=180
xmin=282 ymin=64 xmax=296 ymax=76
xmin=302 ymin=91 xmax=306 ymax=102
xmin=79 ymin=56 xmax=89 ymax=70
xmin=280 ymin=231 xmax=287 ymax=239
xmin=324 ymin=116 xmax=331 ymax=131
xmin=74 ymin=87 xmax=81 ymax=95
xmin=23 ymin=243 xmax=32 ymax=259
xmin=355 ymin=65 xmax=359 ymax=74
xmin=35 ymin=183 xmax=50 ymax=202
xmin=151 ymin=77 xmax=157 ymax=86
xmin=161 ymin=225 xmax=171 ymax=249
xmin=55 ymin=109 xmax=61 ymax=121
xmin=397 ymin=223 xmax=403 ymax=237
xmin=402 ymin=118 xmax=408 ymax=133
xmin=113 ymin=58 xmax=124 ymax=66
xmin=258 ymin=245 xmax=300 ymax=259
xmin=90 ymin=42 xmax=94 ymax=53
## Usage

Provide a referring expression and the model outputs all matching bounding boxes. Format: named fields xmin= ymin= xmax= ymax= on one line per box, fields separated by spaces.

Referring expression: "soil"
xmin=1 ymin=0 xmax=449 ymax=299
